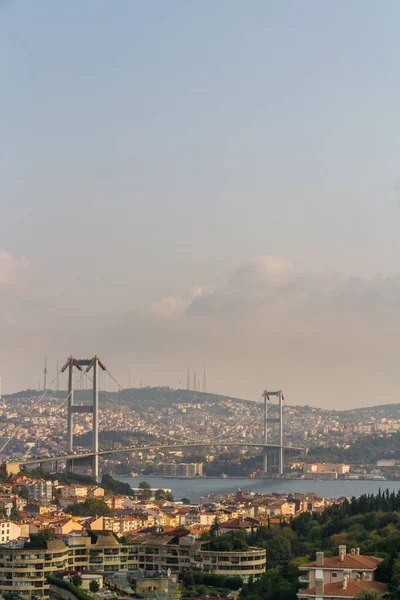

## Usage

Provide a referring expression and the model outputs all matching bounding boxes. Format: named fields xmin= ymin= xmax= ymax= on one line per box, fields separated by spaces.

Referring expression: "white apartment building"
xmin=304 ymin=464 xmax=350 ymax=476
xmin=20 ymin=480 xmax=53 ymax=502
xmin=0 ymin=521 xmax=21 ymax=544
xmin=60 ymin=485 xmax=88 ymax=498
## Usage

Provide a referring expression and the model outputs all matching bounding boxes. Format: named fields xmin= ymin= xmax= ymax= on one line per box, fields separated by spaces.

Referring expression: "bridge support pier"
xmin=91 ymin=357 xmax=99 ymax=482
xmin=61 ymin=355 xmax=106 ymax=482
xmin=262 ymin=390 xmax=285 ymax=476
xmin=278 ymin=391 xmax=283 ymax=476
xmin=263 ymin=393 xmax=268 ymax=475
xmin=262 ymin=452 xmax=268 ymax=475
xmin=6 ymin=462 xmax=20 ymax=476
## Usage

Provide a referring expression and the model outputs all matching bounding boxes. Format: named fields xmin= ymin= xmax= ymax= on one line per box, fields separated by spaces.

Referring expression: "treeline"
xmin=307 ymin=431 xmax=400 ymax=464
xmin=67 ymin=497 xmax=113 ymax=517
xmin=332 ymin=489 xmax=400 ymax=516
xmin=101 ymin=473 xmax=134 ymax=496
xmin=181 ymin=571 xmax=242 ymax=597
xmin=201 ymin=452 xmax=261 ymax=477
xmin=239 ymin=490 xmax=400 ymax=600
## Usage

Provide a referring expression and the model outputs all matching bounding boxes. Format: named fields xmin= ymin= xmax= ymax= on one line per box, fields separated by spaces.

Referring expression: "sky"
xmin=2 ymin=0 xmax=400 ymax=408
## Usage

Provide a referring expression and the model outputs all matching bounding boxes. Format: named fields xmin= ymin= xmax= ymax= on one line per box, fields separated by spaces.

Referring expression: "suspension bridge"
xmin=3 ymin=356 xmax=305 ymax=480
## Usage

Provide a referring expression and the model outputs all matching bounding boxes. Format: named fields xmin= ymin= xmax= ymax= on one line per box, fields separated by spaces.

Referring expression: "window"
xmin=332 ymin=573 xmax=337 ymax=578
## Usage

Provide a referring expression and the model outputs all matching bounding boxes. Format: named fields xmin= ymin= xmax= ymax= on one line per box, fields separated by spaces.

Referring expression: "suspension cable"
xmin=23 ymin=370 xmax=88 ymax=457
xmin=105 ymin=369 xmax=262 ymax=445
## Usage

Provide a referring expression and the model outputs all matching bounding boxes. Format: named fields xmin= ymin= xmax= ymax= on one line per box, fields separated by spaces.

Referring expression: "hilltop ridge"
xmin=5 ymin=385 xmax=399 ymax=418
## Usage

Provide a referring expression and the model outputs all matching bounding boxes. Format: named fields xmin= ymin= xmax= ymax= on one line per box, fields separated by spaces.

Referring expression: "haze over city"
xmin=2 ymin=1 xmax=400 ymax=408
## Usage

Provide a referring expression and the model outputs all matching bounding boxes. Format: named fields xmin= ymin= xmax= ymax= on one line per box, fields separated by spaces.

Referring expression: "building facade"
xmin=0 ymin=521 xmax=21 ymax=544
xmin=20 ymin=480 xmax=53 ymax=502
xmin=0 ymin=531 xmax=266 ymax=598
xmin=297 ymin=546 xmax=387 ymax=600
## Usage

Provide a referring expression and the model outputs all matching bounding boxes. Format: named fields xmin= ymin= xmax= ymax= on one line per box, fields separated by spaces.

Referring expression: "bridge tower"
xmin=61 ymin=356 xmax=106 ymax=481
xmin=261 ymin=390 xmax=284 ymax=476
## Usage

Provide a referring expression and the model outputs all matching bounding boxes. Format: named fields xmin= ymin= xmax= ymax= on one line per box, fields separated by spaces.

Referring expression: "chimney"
xmin=356 ymin=547 xmax=360 ymax=555
xmin=316 ymin=552 xmax=324 ymax=567
xmin=342 ymin=575 xmax=349 ymax=590
xmin=339 ymin=545 xmax=346 ymax=561
xmin=315 ymin=578 xmax=324 ymax=595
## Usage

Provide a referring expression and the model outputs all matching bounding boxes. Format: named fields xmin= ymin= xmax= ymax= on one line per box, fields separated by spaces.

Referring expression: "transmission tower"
xmin=43 ymin=355 xmax=47 ymax=392
xmin=186 ymin=368 xmax=190 ymax=390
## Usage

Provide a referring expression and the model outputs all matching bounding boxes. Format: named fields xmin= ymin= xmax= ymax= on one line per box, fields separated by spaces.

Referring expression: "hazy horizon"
xmin=2 ymin=1 xmax=400 ymax=409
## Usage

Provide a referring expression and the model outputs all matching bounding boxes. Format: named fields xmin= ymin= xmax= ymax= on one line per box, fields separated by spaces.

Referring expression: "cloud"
xmin=3 ymin=251 xmax=400 ymax=409
xmin=182 ymin=256 xmax=400 ymax=323
xmin=150 ymin=286 xmax=213 ymax=318
xmin=228 ymin=256 xmax=293 ymax=289
xmin=185 ymin=256 xmax=302 ymax=318
xmin=150 ymin=296 xmax=188 ymax=317
xmin=0 ymin=250 xmax=29 ymax=289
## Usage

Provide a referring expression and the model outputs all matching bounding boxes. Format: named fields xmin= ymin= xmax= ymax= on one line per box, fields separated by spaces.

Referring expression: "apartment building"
xmin=297 ymin=546 xmax=387 ymax=600
xmin=0 ymin=530 xmax=266 ymax=598
xmin=19 ymin=480 xmax=53 ymax=502
xmin=266 ymin=500 xmax=296 ymax=517
xmin=0 ymin=521 xmax=21 ymax=544
xmin=59 ymin=485 xmax=88 ymax=499
xmin=304 ymin=464 xmax=350 ymax=476
xmin=0 ymin=495 xmax=26 ymax=517
xmin=160 ymin=463 xmax=203 ymax=477
xmin=0 ymin=537 xmax=69 ymax=598
xmin=130 ymin=535 xmax=266 ymax=580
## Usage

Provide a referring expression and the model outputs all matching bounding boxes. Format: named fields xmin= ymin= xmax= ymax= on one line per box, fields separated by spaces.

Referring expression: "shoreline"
xmin=116 ymin=474 xmax=390 ymax=482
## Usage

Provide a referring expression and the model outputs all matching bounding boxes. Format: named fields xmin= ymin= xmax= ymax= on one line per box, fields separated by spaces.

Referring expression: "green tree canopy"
xmin=67 ymin=498 xmax=112 ymax=517
xmin=72 ymin=574 xmax=82 ymax=588
xmin=89 ymin=580 xmax=100 ymax=594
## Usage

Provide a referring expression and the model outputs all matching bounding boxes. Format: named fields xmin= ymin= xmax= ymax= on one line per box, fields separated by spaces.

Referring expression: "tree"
xmin=155 ymin=489 xmax=167 ymax=501
xmin=355 ymin=591 xmax=384 ymax=600
xmin=139 ymin=481 xmax=151 ymax=489
xmin=89 ymin=580 xmax=100 ymax=594
xmin=18 ymin=487 xmax=30 ymax=501
xmin=72 ymin=574 xmax=82 ymax=588
xmin=181 ymin=497 xmax=191 ymax=505
xmin=139 ymin=481 xmax=152 ymax=501
xmin=267 ymin=536 xmax=292 ymax=567
xmin=67 ymin=498 xmax=112 ymax=517
xmin=10 ymin=500 xmax=22 ymax=522
xmin=182 ymin=570 xmax=196 ymax=588
xmin=210 ymin=516 xmax=220 ymax=537
xmin=102 ymin=473 xmax=134 ymax=497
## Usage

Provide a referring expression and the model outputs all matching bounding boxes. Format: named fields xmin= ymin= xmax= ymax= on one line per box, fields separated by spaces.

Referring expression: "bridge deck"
xmin=15 ymin=442 xmax=304 ymax=466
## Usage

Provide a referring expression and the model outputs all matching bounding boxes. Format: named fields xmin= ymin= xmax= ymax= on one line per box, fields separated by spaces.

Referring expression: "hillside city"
xmin=2 ymin=388 xmax=400 ymax=480
xmin=4 ymin=2 xmax=400 ymax=600
xmin=0 ymin=387 xmax=399 ymax=599
xmin=0 ymin=468 xmax=396 ymax=600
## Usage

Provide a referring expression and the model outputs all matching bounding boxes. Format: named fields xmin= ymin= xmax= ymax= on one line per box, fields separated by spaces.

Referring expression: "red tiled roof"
xmin=300 ymin=555 xmax=383 ymax=570
xmin=298 ymin=580 xmax=387 ymax=598
xmin=220 ymin=519 xmax=253 ymax=529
